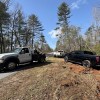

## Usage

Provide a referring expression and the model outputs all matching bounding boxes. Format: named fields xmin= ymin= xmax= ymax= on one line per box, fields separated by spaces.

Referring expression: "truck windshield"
xmin=11 ymin=48 xmax=22 ymax=53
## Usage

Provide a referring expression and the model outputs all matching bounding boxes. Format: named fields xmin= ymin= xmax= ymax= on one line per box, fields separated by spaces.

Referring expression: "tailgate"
xmin=95 ymin=56 xmax=100 ymax=63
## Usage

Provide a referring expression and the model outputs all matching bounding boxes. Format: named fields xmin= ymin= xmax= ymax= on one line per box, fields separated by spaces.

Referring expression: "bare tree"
xmin=93 ymin=4 xmax=100 ymax=43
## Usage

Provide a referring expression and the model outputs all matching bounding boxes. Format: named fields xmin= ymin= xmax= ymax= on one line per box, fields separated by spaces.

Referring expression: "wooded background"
xmin=55 ymin=2 xmax=100 ymax=54
xmin=0 ymin=0 xmax=52 ymax=53
xmin=0 ymin=0 xmax=100 ymax=54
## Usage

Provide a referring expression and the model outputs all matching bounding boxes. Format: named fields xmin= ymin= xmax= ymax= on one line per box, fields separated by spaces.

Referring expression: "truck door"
xmin=18 ymin=48 xmax=32 ymax=63
xmin=74 ymin=51 xmax=83 ymax=62
xmin=68 ymin=51 xmax=75 ymax=61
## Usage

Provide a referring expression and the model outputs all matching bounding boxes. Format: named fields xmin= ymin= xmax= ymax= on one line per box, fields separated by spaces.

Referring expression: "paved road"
xmin=0 ymin=63 xmax=30 ymax=80
xmin=0 ymin=62 xmax=42 ymax=80
xmin=0 ymin=72 xmax=16 ymax=79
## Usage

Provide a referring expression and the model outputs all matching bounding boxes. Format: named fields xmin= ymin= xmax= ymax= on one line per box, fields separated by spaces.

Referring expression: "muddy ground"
xmin=0 ymin=57 xmax=100 ymax=100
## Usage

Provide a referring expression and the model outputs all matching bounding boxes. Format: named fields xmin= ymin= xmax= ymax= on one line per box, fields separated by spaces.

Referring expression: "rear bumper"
xmin=95 ymin=63 xmax=100 ymax=66
xmin=91 ymin=62 xmax=100 ymax=68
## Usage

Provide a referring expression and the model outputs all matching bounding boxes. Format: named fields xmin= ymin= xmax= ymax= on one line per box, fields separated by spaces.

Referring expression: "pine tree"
xmin=57 ymin=2 xmax=70 ymax=33
xmin=56 ymin=2 xmax=71 ymax=51
xmin=28 ymin=14 xmax=44 ymax=48
xmin=0 ymin=1 xmax=10 ymax=53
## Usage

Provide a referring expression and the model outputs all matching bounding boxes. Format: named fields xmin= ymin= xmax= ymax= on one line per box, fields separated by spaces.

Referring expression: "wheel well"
xmin=84 ymin=59 xmax=95 ymax=67
xmin=82 ymin=60 xmax=92 ymax=67
xmin=4 ymin=57 xmax=19 ymax=65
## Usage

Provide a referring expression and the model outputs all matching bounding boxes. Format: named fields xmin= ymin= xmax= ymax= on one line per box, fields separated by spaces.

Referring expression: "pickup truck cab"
xmin=64 ymin=50 xmax=100 ymax=67
xmin=0 ymin=47 xmax=46 ymax=70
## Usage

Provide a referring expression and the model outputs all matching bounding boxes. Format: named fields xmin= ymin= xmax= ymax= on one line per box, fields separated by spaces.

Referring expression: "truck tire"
xmin=6 ymin=61 xmax=17 ymax=70
xmin=64 ymin=56 xmax=68 ymax=62
xmin=82 ymin=60 xmax=91 ymax=68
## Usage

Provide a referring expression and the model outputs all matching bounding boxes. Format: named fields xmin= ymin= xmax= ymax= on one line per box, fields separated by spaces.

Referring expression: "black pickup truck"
xmin=64 ymin=50 xmax=100 ymax=67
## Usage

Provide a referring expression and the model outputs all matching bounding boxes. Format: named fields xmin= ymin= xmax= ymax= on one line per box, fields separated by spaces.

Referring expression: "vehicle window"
xmin=11 ymin=48 xmax=22 ymax=53
xmin=24 ymin=48 xmax=29 ymax=53
xmin=71 ymin=51 xmax=75 ymax=54
xmin=22 ymin=48 xmax=29 ymax=53
xmin=75 ymin=51 xmax=82 ymax=54
xmin=84 ymin=51 xmax=94 ymax=55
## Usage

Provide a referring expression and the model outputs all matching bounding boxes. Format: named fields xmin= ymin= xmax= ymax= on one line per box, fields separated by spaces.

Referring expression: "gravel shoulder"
xmin=0 ymin=57 xmax=100 ymax=100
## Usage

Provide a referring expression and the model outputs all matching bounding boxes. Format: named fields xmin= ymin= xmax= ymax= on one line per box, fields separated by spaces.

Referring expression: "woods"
xmin=55 ymin=2 xmax=100 ymax=54
xmin=0 ymin=0 xmax=52 ymax=53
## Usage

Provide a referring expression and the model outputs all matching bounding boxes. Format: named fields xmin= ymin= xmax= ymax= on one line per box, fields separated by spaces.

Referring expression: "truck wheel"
xmin=64 ymin=56 xmax=68 ymax=62
xmin=82 ymin=60 xmax=91 ymax=67
xmin=6 ymin=61 xmax=17 ymax=70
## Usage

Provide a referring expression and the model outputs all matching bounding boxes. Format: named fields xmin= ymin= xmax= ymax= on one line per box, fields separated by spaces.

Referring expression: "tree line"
xmin=55 ymin=2 xmax=100 ymax=54
xmin=0 ymin=0 xmax=52 ymax=53
xmin=1 ymin=1 xmax=100 ymax=54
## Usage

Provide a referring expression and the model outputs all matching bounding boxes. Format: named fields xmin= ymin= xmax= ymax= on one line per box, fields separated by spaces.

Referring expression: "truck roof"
xmin=72 ymin=50 xmax=96 ymax=55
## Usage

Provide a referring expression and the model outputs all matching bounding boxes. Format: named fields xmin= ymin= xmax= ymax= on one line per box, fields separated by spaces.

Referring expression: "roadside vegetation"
xmin=0 ymin=57 xmax=100 ymax=100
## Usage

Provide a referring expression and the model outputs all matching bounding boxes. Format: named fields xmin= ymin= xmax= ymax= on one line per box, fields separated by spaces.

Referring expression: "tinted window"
xmin=75 ymin=51 xmax=82 ymax=54
xmin=84 ymin=51 xmax=94 ymax=55
xmin=71 ymin=51 xmax=75 ymax=54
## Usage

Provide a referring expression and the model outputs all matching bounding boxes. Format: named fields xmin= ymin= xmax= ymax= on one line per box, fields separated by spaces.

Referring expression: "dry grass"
xmin=0 ymin=57 xmax=100 ymax=100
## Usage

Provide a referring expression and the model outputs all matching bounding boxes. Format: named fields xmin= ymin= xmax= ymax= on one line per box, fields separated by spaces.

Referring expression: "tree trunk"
xmin=14 ymin=31 xmax=21 ymax=47
xmin=0 ymin=24 xmax=3 ymax=53
xmin=11 ymin=31 xmax=13 ymax=50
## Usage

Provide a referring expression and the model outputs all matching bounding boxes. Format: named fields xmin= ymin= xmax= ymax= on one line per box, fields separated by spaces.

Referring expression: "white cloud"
xmin=71 ymin=0 xmax=87 ymax=10
xmin=71 ymin=2 xmax=79 ymax=9
xmin=49 ymin=27 xmax=62 ymax=38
